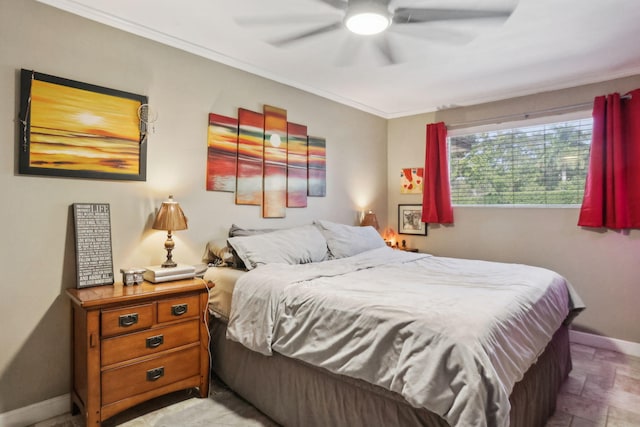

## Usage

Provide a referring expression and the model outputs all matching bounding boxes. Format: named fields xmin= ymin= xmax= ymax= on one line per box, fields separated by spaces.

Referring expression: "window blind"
xmin=448 ymin=118 xmax=593 ymax=205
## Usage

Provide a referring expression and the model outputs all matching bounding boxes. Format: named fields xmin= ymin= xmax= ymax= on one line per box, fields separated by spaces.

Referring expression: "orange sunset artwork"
xmin=206 ymin=104 xmax=327 ymax=218
xmin=28 ymin=79 xmax=142 ymax=175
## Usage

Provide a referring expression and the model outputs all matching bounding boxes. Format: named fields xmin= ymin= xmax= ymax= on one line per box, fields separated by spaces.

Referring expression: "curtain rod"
xmin=446 ymin=94 xmax=632 ymax=130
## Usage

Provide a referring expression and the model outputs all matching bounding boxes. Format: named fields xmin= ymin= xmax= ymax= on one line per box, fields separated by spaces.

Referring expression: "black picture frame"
xmin=18 ymin=69 xmax=147 ymax=181
xmin=398 ymin=204 xmax=428 ymax=235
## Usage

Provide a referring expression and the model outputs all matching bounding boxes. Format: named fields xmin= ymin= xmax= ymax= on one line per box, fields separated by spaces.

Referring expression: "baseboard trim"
xmin=0 ymin=393 xmax=69 ymax=427
xmin=570 ymin=330 xmax=640 ymax=358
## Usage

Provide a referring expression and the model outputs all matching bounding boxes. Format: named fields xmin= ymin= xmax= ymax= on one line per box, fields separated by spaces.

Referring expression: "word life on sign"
xmin=73 ymin=203 xmax=114 ymax=288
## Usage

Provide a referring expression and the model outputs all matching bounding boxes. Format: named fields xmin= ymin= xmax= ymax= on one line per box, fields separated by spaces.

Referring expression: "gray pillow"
xmin=227 ymin=225 xmax=329 ymax=270
xmin=314 ymin=219 xmax=386 ymax=259
xmin=227 ymin=224 xmax=277 ymax=269
xmin=228 ymin=223 xmax=277 ymax=237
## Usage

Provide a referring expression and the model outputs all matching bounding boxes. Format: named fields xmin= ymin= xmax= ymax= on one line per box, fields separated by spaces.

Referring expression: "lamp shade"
xmin=361 ymin=210 xmax=379 ymax=230
xmin=152 ymin=195 xmax=188 ymax=231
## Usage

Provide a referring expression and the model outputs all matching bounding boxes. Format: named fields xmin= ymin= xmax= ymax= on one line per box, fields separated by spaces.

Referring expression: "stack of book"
xmin=143 ymin=264 xmax=196 ymax=283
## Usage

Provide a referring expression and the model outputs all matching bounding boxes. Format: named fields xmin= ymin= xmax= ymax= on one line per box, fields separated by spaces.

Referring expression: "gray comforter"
xmin=227 ymin=247 xmax=580 ymax=427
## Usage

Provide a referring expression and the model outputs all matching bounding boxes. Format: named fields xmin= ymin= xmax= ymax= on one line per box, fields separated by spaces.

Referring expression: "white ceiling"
xmin=38 ymin=0 xmax=640 ymax=118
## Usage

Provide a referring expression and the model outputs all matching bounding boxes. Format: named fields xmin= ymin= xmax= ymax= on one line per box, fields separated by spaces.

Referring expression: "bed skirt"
xmin=210 ymin=319 xmax=571 ymax=427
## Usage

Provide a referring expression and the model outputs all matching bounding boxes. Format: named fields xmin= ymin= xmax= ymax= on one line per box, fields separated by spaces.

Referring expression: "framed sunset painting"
xmin=18 ymin=69 xmax=147 ymax=181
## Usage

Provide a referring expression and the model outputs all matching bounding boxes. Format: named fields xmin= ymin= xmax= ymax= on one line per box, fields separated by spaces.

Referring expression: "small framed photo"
xmin=398 ymin=204 xmax=427 ymax=235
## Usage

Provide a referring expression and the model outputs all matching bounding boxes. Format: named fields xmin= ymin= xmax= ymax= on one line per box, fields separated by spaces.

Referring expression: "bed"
xmin=202 ymin=221 xmax=584 ymax=427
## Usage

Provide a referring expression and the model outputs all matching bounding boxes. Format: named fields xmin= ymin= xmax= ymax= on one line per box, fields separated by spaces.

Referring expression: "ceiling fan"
xmin=235 ymin=0 xmax=517 ymax=65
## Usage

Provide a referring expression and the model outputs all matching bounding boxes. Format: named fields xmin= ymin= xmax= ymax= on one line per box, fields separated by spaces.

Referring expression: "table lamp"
xmin=152 ymin=195 xmax=188 ymax=268
xmin=360 ymin=210 xmax=379 ymax=230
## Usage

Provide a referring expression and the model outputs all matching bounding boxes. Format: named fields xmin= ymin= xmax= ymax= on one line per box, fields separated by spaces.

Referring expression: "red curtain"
xmin=578 ymin=89 xmax=640 ymax=229
xmin=422 ymin=122 xmax=454 ymax=224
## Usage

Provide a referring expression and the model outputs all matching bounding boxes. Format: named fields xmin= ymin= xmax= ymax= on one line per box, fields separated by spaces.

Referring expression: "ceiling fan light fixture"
xmin=344 ymin=1 xmax=391 ymax=36
xmin=345 ymin=12 xmax=390 ymax=35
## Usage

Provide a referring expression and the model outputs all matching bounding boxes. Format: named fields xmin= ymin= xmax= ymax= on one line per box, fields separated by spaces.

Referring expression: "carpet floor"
xmin=32 ymin=342 xmax=640 ymax=426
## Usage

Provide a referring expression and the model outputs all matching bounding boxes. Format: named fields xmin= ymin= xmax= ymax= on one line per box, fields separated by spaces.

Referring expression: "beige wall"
xmin=387 ymin=76 xmax=640 ymax=345
xmin=3 ymin=0 xmax=640 ymax=416
xmin=0 ymin=0 xmax=388 ymax=413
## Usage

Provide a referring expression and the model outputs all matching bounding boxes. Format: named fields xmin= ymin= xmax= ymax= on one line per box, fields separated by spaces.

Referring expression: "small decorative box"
xmin=120 ymin=268 xmax=146 ymax=286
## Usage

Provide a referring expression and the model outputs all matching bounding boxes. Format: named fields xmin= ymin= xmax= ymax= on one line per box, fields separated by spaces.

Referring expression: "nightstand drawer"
xmin=101 ymin=345 xmax=200 ymax=405
xmin=102 ymin=304 xmax=154 ymax=337
xmin=157 ymin=294 xmax=200 ymax=323
xmin=101 ymin=319 xmax=200 ymax=366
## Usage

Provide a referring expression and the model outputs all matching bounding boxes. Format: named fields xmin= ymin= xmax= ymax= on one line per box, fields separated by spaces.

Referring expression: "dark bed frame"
xmin=209 ymin=318 xmax=571 ymax=427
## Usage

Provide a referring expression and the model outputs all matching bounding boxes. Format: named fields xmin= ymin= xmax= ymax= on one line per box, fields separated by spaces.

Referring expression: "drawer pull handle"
xmin=146 ymin=334 xmax=164 ymax=349
xmin=119 ymin=313 xmax=139 ymax=327
xmin=147 ymin=335 xmax=164 ymax=348
xmin=171 ymin=304 xmax=188 ymax=316
xmin=146 ymin=367 xmax=164 ymax=382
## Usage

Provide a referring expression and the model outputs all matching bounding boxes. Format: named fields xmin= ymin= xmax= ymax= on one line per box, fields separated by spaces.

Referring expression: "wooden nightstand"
xmin=66 ymin=278 xmax=211 ymax=426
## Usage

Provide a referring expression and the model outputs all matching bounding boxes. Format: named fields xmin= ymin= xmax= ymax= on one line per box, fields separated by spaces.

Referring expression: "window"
xmin=448 ymin=117 xmax=593 ymax=206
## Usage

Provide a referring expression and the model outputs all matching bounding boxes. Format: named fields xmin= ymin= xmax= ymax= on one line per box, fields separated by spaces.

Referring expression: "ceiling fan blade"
xmin=334 ymin=36 xmax=365 ymax=67
xmin=373 ymin=36 xmax=397 ymax=65
xmin=314 ymin=0 xmax=348 ymax=11
xmin=270 ymin=22 xmax=343 ymax=47
xmin=393 ymin=8 xmax=512 ymax=24
xmin=235 ymin=13 xmax=341 ymax=27
xmin=389 ymin=23 xmax=477 ymax=45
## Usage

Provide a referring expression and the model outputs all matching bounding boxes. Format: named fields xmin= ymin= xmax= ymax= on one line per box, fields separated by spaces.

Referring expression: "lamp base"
xmin=161 ymin=259 xmax=177 ymax=268
xmin=162 ymin=231 xmax=177 ymax=269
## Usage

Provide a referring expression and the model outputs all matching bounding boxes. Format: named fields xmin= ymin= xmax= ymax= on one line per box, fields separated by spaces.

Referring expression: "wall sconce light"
xmin=152 ymin=195 xmax=188 ymax=268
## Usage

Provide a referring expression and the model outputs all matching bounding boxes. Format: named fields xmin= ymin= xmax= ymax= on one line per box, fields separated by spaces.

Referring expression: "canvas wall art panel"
xmin=236 ymin=108 xmax=264 ymax=205
xmin=206 ymin=113 xmax=238 ymax=192
xmin=263 ymin=105 xmax=287 ymax=218
xmin=18 ymin=69 xmax=147 ymax=181
xmin=400 ymin=167 xmax=424 ymax=194
xmin=286 ymin=122 xmax=308 ymax=208
xmin=308 ymin=136 xmax=326 ymax=197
